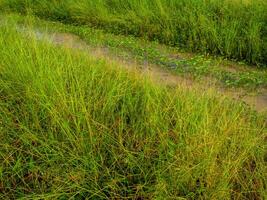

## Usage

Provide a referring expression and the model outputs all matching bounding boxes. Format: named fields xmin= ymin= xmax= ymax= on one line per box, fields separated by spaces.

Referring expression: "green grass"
xmin=8 ymin=13 xmax=267 ymax=89
xmin=0 ymin=18 xmax=266 ymax=199
xmin=1 ymin=0 xmax=267 ymax=65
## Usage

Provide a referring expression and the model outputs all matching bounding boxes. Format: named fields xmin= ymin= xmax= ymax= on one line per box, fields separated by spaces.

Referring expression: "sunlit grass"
xmin=0 ymin=19 xmax=266 ymax=199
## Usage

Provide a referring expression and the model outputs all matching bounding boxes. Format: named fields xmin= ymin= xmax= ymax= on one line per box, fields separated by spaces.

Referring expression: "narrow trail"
xmin=18 ymin=27 xmax=267 ymax=114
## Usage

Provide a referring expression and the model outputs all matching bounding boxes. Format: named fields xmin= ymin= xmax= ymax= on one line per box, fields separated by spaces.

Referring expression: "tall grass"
xmin=0 ymin=19 xmax=266 ymax=199
xmin=1 ymin=0 xmax=267 ymax=65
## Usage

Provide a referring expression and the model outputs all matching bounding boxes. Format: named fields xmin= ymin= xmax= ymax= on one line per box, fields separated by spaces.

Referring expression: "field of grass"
xmin=10 ymin=13 xmax=266 ymax=90
xmin=1 ymin=0 xmax=267 ymax=65
xmin=0 ymin=17 xmax=266 ymax=199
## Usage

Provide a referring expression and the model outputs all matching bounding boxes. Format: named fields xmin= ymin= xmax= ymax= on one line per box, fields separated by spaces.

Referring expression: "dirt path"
xmin=18 ymin=27 xmax=267 ymax=113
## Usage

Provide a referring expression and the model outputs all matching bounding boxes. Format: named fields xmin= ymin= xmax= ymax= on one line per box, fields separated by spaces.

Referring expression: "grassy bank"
xmin=0 ymin=19 xmax=266 ymax=199
xmin=1 ymin=0 xmax=267 ymax=65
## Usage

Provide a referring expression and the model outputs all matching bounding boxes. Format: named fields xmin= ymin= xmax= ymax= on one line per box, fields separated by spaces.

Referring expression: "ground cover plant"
xmin=1 ymin=0 xmax=267 ymax=65
xmin=0 ymin=18 xmax=266 ymax=199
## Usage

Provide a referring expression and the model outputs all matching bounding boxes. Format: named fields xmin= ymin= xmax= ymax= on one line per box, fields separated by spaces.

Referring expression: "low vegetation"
xmin=1 ymin=0 xmax=267 ymax=65
xmin=0 ymin=18 xmax=266 ymax=199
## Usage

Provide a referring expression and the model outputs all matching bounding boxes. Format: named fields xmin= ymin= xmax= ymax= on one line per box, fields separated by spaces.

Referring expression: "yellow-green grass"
xmin=1 ymin=0 xmax=266 ymax=65
xmin=0 ymin=20 xmax=266 ymax=199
